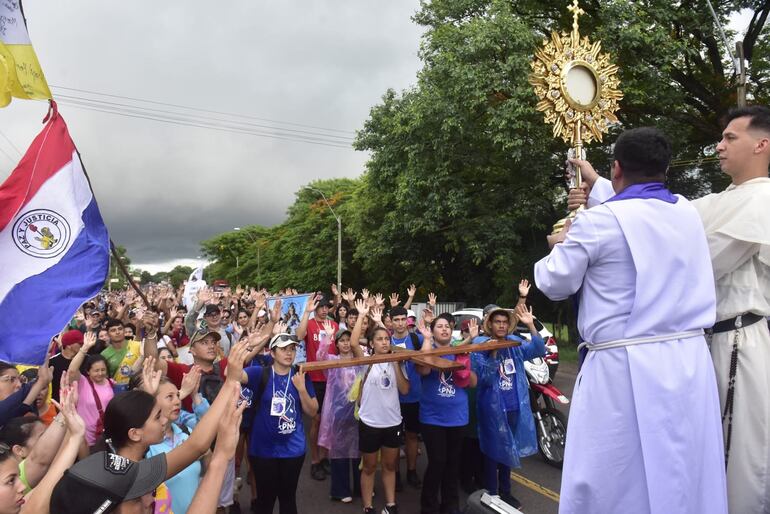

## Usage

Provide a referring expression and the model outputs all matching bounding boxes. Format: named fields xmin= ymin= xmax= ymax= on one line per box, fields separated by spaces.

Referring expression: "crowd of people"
xmin=0 ymin=277 xmax=546 ymax=514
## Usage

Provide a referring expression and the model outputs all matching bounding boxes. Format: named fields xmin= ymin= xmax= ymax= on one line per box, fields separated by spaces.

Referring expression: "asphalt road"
xmin=235 ymin=362 xmax=578 ymax=514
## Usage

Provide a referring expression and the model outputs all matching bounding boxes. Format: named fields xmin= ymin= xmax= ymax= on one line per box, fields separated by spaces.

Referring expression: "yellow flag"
xmin=0 ymin=1 xmax=52 ymax=107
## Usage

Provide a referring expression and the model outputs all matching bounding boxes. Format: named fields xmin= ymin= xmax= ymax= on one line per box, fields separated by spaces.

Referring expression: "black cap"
xmin=316 ymin=294 xmax=333 ymax=308
xmin=203 ymin=304 xmax=221 ymax=317
xmin=50 ymin=452 xmax=167 ymax=514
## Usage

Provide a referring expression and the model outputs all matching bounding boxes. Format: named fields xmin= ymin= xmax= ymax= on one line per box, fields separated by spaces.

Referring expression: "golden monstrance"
xmin=529 ymin=0 xmax=623 ymax=232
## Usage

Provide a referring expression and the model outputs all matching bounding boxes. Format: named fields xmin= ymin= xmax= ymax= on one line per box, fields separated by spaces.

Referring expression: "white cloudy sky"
xmin=0 ymin=1 xmax=424 ymax=272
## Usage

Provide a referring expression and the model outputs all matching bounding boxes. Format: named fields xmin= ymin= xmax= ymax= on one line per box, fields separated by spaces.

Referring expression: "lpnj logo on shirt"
xmin=277 ymin=392 xmax=297 ymax=435
xmin=438 ymin=371 xmax=456 ymax=398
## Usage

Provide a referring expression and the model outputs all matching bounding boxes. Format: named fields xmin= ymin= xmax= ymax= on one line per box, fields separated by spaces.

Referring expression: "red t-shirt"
xmin=304 ymin=318 xmax=338 ymax=382
xmin=166 ymin=359 xmax=228 ymax=412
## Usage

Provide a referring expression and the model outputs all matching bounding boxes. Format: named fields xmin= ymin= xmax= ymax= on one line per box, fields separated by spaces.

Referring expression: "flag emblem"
xmin=13 ymin=208 xmax=71 ymax=258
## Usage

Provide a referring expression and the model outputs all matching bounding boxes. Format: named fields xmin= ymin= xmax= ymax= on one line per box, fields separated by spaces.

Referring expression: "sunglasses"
xmin=270 ymin=334 xmax=299 ymax=347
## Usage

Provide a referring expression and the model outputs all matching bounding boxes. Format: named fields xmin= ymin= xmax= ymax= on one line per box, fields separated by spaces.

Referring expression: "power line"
xmin=56 ymin=100 xmax=353 ymax=149
xmin=53 ymin=93 xmax=355 ymax=143
xmin=0 ymin=129 xmax=22 ymax=157
xmin=49 ymin=84 xmax=355 ymax=136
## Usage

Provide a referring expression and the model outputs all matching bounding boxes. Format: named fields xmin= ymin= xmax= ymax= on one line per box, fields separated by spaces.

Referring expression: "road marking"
xmin=510 ymin=471 xmax=560 ymax=503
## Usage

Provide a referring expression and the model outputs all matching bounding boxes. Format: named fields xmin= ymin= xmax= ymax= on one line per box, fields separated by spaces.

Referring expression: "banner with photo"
xmin=267 ymin=293 xmax=312 ymax=363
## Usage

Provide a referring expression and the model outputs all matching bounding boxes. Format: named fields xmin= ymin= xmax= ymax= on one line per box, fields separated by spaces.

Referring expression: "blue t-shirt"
xmin=391 ymin=333 xmax=423 ymax=403
xmin=246 ymin=365 xmax=316 ymax=458
xmin=146 ymin=424 xmax=201 ymax=514
xmin=419 ymin=353 xmax=468 ymax=427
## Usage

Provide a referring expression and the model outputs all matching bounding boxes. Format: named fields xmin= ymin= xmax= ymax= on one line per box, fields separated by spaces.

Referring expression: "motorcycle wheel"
xmin=537 ymin=407 xmax=567 ymax=469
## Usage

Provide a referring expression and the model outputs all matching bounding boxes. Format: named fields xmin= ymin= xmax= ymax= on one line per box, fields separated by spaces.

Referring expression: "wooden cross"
xmin=299 ymin=339 xmax=521 ymax=373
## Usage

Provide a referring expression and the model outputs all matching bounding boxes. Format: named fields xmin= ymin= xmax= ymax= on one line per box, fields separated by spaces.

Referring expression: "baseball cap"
xmin=316 ymin=293 xmax=333 ymax=308
xmin=203 ymin=304 xmax=221 ymax=317
xmin=50 ymin=451 xmax=167 ymax=514
xmin=270 ymin=333 xmax=299 ymax=350
xmin=335 ymin=328 xmax=351 ymax=340
xmin=189 ymin=329 xmax=221 ymax=346
xmin=406 ymin=309 xmax=416 ymax=319
xmin=61 ymin=329 xmax=84 ymax=348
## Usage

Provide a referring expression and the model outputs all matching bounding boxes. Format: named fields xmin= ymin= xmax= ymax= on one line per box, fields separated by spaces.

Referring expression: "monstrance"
xmin=529 ymin=0 xmax=622 ymax=232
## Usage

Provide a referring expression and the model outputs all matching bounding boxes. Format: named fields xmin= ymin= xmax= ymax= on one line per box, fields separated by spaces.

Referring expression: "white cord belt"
xmin=577 ymin=329 xmax=704 ymax=353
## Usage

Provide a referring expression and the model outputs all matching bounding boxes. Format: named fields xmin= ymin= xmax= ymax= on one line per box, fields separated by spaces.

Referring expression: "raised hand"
xmin=354 ymin=298 xmax=370 ymax=316
xmin=343 ymin=288 xmax=356 ymax=303
xmin=52 ymin=381 xmax=85 ymax=437
xmin=82 ymin=331 xmax=97 ymax=352
xmin=407 ymin=284 xmax=417 ymax=298
xmin=361 ymin=288 xmax=370 ymax=301
xmin=416 ymin=318 xmax=432 ymax=341
xmin=389 ymin=293 xmax=400 ymax=307
xmin=322 ymin=319 xmax=335 ymax=335
xmin=141 ymin=357 xmax=162 ymax=395
xmin=428 ymin=292 xmax=437 ymax=307
xmin=374 ymin=293 xmax=385 ymax=307
xmin=515 ymin=303 xmax=535 ymax=327
xmin=273 ymin=321 xmax=288 ymax=335
xmin=518 ymin=279 xmax=531 ymax=297
xmin=304 ymin=293 xmax=319 ymax=314
xmin=330 ymin=283 xmax=339 ymax=297
xmin=421 ymin=308 xmax=435 ymax=325
xmin=291 ymin=370 xmax=308 ymax=393
xmin=226 ymin=341 xmax=249 ymax=382
xmin=468 ymin=318 xmax=480 ymax=339
xmin=371 ymin=307 xmax=383 ymax=324
xmin=180 ymin=366 xmax=202 ymax=400
xmin=270 ymin=298 xmax=284 ymax=322
xmin=142 ymin=311 xmax=159 ymax=333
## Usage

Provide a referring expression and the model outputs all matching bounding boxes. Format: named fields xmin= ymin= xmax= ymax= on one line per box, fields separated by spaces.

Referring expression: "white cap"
xmin=407 ymin=309 xmax=416 ymax=319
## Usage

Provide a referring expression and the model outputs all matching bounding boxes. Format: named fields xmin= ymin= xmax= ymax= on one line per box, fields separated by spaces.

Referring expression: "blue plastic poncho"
xmin=471 ymin=334 xmax=544 ymax=468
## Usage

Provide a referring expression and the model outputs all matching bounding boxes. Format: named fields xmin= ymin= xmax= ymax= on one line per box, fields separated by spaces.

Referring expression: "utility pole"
xmin=736 ymin=41 xmax=747 ymax=107
xmin=305 ymin=187 xmax=342 ymax=294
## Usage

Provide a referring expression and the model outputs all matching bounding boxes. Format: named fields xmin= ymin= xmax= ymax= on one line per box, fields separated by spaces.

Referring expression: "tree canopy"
xmin=199 ymin=0 xmax=770 ymax=320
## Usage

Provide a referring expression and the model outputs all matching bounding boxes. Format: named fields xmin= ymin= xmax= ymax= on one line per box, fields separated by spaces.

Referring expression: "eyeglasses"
xmin=0 ymin=375 xmax=26 ymax=384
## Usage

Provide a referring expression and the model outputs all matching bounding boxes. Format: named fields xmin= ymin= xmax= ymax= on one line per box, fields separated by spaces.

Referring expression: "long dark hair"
xmin=103 ymin=390 xmax=156 ymax=450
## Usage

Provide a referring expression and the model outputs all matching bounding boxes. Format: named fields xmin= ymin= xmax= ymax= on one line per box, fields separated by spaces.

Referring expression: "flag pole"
xmin=49 ymin=99 xmax=151 ymax=310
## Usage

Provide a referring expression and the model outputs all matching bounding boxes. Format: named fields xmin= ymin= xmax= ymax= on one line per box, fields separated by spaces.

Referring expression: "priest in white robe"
xmin=535 ymin=127 xmax=727 ymax=514
xmin=572 ymin=106 xmax=770 ymax=514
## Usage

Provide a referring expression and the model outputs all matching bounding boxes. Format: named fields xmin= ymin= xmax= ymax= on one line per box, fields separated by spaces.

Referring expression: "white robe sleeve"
xmin=588 ymin=177 xmax=614 ymax=207
xmin=707 ymin=232 xmax=760 ymax=281
xmin=534 ymin=212 xmax=599 ymax=301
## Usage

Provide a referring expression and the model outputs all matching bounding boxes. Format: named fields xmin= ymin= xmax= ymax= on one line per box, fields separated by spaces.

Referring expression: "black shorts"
xmin=358 ymin=420 xmax=403 ymax=453
xmin=400 ymin=402 xmax=420 ymax=434
xmin=312 ymin=381 xmax=326 ymax=413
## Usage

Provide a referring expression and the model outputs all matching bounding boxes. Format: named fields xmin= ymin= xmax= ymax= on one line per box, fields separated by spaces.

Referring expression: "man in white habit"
xmin=570 ymin=106 xmax=770 ymax=514
xmin=535 ymin=127 xmax=727 ymax=514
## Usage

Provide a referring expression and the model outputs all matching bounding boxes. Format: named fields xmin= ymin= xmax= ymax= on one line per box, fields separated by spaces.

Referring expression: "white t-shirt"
xmin=358 ymin=362 xmax=402 ymax=428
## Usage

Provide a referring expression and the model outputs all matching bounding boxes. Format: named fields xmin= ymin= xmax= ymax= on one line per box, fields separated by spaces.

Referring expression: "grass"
xmin=541 ymin=322 xmax=579 ymax=363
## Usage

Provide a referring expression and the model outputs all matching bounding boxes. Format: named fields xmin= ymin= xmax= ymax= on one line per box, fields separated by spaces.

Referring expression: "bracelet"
xmin=520 ymin=294 xmax=528 ymax=298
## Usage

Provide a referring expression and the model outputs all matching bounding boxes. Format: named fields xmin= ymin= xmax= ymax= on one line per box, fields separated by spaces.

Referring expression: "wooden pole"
xmin=299 ymin=339 xmax=521 ymax=373
xmin=110 ymin=240 xmax=150 ymax=308
xmin=736 ymin=41 xmax=747 ymax=107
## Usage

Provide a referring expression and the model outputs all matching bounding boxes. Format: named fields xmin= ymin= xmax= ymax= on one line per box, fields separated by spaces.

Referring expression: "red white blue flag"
xmin=0 ymin=103 xmax=109 ymax=364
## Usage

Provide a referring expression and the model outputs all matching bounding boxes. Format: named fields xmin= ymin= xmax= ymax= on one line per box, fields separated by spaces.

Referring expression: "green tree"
xmin=200 ymin=178 xmax=365 ymax=293
xmin=352 ymin=0 xmax=770 ymax=316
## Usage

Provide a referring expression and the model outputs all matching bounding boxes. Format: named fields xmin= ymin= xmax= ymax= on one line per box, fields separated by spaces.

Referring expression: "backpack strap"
xmin=409 ymin=332 xmax=421 ymax=350
xmin=257 ymin=365 xmax=271 ymax=400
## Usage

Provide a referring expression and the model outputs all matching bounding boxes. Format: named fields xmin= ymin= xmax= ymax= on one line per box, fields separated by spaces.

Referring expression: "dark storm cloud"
xmin=0 ymin=1 xmax=423 ymax=270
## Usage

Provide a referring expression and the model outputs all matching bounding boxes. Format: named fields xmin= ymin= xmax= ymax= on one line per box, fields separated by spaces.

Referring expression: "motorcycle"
xmin=524 ymin=348 xmax=569 ymax=469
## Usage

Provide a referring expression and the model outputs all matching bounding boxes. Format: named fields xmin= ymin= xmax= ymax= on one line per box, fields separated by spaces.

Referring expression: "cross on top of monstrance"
xmin=567 ymin=0 xmax=585 ymax=37
xmin=529 ymin=0 xmax=622 ymax=231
